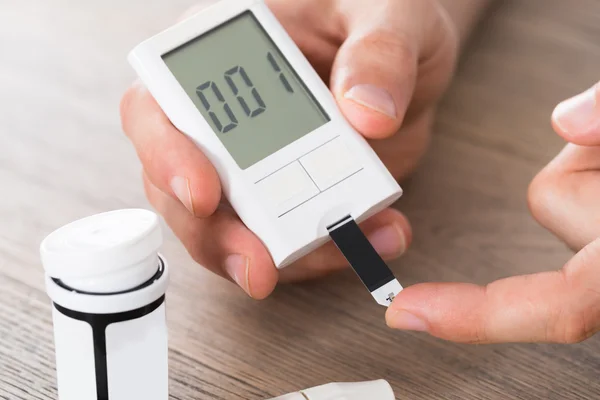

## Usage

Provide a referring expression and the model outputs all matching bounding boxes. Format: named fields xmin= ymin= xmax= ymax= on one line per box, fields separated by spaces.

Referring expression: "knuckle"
xmin=551 ymin=281 xmax=600 ymax=343
xmin=561 ymin=311 xmax=595 ymax=343
xmin=470 ymin=286 xmax=491 ymax=344
xmin=358 ymin=29 xmax=418 ymax=74
xmin=469 ymin=321 xmax=489 ymax=344
xmin=527 ymin=168 xmax=558 ymax=228
xmin=452 ymin=285 xmax=491 ymax=344
xmin=551 ymin=255 xmax=600 ymax=343
xmin=389 ymin=34 xmax=418 ymax=71
xmin=543 ymin=301 xmax=565 ymax=343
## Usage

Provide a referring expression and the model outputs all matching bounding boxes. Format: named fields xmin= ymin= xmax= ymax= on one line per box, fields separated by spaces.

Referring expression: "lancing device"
xmin=128 ymin=0 xmax=403 ymax=306
xmin=40 ymin=209 xmax=169 ymax=400
xmin=267 ymin=380 xmax=395 ymax=400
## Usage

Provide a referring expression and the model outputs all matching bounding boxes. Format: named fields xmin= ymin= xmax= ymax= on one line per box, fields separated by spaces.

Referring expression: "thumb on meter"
xmin=330 ymin=0 xmax=458 ymax=139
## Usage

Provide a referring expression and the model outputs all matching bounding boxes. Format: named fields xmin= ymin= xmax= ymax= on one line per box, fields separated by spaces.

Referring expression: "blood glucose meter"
xmin=129 ymin=0 xmax=404 ymax=306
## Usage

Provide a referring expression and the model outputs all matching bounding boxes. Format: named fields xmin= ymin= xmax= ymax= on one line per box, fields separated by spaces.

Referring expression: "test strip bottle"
xmin=40 ymin=209 xmax=170 ymax=400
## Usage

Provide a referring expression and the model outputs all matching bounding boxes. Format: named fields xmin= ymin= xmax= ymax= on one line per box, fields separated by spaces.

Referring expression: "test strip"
xmin=328 ymin=216 xmax=403 ymax=307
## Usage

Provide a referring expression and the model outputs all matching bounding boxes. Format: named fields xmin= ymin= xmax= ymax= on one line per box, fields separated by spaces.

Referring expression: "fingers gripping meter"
xmin=129 ymin=0 xmax=404 ymax=306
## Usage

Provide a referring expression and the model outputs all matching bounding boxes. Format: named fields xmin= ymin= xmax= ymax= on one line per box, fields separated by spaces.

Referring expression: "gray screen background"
xmin=163 ymin=12 xmax=329 ymax=169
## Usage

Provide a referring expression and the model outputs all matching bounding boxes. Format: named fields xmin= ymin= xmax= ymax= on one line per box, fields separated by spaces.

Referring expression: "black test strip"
xmin=327 ymin=215 xmax=396 ymax=292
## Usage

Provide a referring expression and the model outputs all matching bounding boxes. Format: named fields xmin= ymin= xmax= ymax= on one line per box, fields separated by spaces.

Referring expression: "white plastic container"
xmin=40 ymin=209 xmax=170 ymax=400
xmin=269 ymin=380 xmax=395 ymax=400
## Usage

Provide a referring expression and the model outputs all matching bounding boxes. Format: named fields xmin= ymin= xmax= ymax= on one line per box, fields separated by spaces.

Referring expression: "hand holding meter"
xmin=128 ymin=0 xmax=404 ymax=306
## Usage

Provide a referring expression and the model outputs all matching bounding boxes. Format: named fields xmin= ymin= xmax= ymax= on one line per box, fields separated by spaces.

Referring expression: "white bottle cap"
xmin=300 ymin=380 xmax=395 ymax=400
xmin=40 ymin=209 xmax=162 ymax=293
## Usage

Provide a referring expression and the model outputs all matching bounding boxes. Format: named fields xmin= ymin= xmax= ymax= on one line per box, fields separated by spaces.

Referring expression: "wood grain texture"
xmin=1 ymin=0 xmax=600 ymax=399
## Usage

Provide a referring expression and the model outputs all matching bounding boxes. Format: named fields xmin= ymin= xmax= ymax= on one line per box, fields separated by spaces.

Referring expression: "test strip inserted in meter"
xmin=129 ymin=0 xmax=404 ymax=306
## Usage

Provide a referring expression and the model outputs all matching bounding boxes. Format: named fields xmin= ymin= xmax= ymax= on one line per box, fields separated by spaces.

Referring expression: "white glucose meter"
xmin=129 ymin=0 xmax=404 ymax=306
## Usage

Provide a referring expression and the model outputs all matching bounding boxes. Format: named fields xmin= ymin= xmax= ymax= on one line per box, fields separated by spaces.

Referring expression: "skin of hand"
xmin=120 ymin=0 xmax=461 ymax=298
xmin=387 ymin=82 xmax=600 ymax=344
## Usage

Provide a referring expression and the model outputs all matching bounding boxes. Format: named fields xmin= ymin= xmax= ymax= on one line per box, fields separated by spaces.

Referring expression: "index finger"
xmin=120 ymin=82 xmax=222 ymax=218
xmin=386 ymin=238 xmax=600 ymax=344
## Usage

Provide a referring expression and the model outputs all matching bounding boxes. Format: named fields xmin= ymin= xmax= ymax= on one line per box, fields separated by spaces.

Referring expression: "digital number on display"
xmin=195 ymin=52 xmax=293 ymax=134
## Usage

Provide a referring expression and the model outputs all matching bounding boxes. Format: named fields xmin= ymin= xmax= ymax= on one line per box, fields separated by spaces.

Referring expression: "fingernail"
xmin=553 ymin=85 xmax=599 ymax=134
xmin=344 ymin=84 xmax=397 ymax=119
xmin=387 ymin=310 xmax=429 ymax=332
xmin=368 ymin=223 xmax=406 ymax=258
xmin=224 ymin=254 xmax=252 ymax=297
xmin=170 ymin=176 xmax=195 ymax=216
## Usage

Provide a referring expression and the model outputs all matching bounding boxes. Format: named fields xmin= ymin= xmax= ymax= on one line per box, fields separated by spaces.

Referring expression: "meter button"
xmin=300 ymin=138 xmax=362 ymax=191
xmin=256 ymin=161 xmax=319 ymax=214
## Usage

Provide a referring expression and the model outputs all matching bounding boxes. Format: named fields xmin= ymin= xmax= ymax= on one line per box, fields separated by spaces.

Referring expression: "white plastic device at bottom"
xmin=269 ymin=380 xmax=395 ymax=400
xmin=40 ymin=209 xmax=170 ymax=400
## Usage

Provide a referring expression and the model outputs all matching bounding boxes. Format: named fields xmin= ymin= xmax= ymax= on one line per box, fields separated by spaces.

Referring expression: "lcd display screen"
xmin=163 ymin=11 xmax=330 ymax=169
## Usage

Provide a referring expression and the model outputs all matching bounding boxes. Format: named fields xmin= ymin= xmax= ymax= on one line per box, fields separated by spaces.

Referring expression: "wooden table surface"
xmin=1 ymin=0 xmax=600 ymax=399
